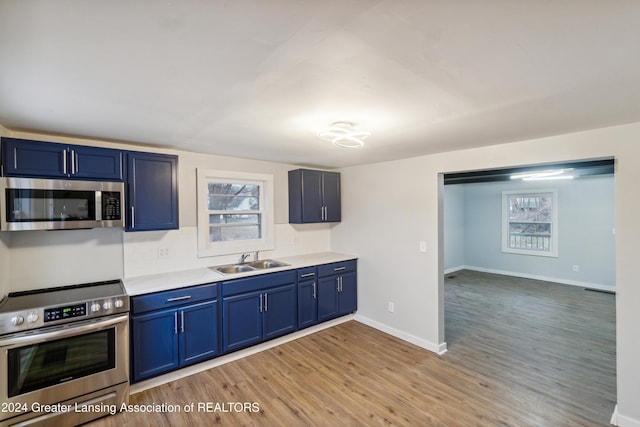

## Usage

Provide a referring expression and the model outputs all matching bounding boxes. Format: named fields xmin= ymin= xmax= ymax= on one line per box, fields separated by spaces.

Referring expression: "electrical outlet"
xmin=419 ymin=241 xmax=427 ymax=253
xmin=158 ymin=247 xmax=170 ymax=258
xmin=572 ymin=265 xmax=579 ymax=272
xmin=388 ymin=301 xmax=395 ymax=313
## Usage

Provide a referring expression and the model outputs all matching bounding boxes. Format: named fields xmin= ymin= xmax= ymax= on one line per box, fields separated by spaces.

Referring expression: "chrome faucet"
xmin=238 ymin=253 xmax=250 ymax=264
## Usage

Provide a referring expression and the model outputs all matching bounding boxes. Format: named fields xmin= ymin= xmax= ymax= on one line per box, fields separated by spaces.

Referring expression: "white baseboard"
xmin=131 ymin=315 xmax=354 ymax=394
xmin=444 ymin=265 xmax=466 ymax=275
xmin=448 ymin=265 xmax=616 ymax=293
xmin=612 ymin=405 xmax=640 ymax=427
xmin=354 ymin=314 xmax=447 ymax=355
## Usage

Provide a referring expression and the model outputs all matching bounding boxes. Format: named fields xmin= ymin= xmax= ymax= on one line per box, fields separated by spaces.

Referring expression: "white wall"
xmin=1 ymin=129 xmax=332 ymax=289
xmin=445 ymin=175 xmax=615 ymax=289
xmin=122 ymin=149 xmax=332 ymax=277
xmin=443 ymin=185 xmax=465 ymax=271
xmin=331 ymin=122 xmax=640 ymax=425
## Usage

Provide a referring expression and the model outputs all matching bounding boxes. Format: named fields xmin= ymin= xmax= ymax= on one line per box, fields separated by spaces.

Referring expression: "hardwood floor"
xmin=89 ymin=270 xmax=616 ymax=426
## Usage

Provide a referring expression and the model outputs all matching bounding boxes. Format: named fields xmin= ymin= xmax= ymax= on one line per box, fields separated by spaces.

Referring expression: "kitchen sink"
xmin=213 ymin=259 xmax=289 ymax=275
xmin=215 ymin=264 xmax=256 ymax=274
xmin=248 ymin=259 xmax=290 ymax=269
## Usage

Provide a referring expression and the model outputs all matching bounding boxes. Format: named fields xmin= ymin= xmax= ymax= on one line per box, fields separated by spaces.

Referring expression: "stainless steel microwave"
xmin=0 ymin=177 xmax=124 ymax=231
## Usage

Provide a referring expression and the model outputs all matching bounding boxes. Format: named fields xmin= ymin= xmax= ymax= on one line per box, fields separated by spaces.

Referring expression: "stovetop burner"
xmin=0 ymin=279 xmax=129 ymax=335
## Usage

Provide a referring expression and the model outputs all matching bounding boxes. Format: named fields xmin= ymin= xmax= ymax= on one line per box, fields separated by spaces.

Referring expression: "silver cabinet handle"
xmin=334 ymin=267 xmax=346 ymax=272
xmin=167 ymin=295 xmax=192 ymax=302
xmin=301 ymin=272 xmax=315 ymax=278
xmin=174 ymin=312 xmax=178 ymax=334
xmin=71 ymin=149 xmax=76 ymax=174
xmin=62 ymin=149 xmax=67 ymax=174
xmin=131 ymin=206 xmax=135 ymax=229
xmin=181 ymin=310 xmax=185 ymax=333
xmin=336 ymin=277 xmax=340 ymax=292
xmin=312 ymin=282 xmax=316 ymax=299
xmin=259 ymin=293 xmax=263 ymax=313
xmin=264 ymin=293 xmax=268 ymax=311
xmin=324 ymin=206 xmax=328 ymax=220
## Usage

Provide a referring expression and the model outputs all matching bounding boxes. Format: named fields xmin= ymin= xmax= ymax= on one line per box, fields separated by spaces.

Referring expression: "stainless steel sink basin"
xmin=248 ymin=259 xmax=290 ymax=269
xmin=213 ymin=259 xmax=289 ymax=275
xmin=215 ymin=264 xmax=256 ymax=274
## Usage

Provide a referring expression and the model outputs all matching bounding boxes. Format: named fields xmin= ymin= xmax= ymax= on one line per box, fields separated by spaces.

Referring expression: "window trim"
xmin=501 ymin=188 xmax=558 ymax=258
xmin=197 ymin=169 xmax=274 ymax=258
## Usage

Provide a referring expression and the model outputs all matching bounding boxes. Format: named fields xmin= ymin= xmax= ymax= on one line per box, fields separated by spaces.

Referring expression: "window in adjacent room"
xmin=502 ymin=189 xmax=558 ymax=257
xmin=197 ymin=169 xmax=274 ymax=257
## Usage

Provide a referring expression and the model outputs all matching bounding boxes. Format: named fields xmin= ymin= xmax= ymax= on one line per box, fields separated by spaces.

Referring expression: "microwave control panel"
xmin=102 ymin=191 xmax=122 ymax=220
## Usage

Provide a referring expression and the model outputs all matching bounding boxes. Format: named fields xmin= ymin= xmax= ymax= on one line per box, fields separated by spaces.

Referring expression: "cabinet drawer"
xmin=297 ymin=267 xmax=317 ymax=281
xmin=222 ymin=270 xmax=296 ymax=297
xmin=318 ymin=260 xmax=357 ymax=278
xmin=131 ymin=283 xmax=218 ymax=314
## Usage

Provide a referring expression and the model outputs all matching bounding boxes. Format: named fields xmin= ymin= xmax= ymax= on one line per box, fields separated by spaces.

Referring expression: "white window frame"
xmin=197 ymin=169 xmax=274 ymax=258
xmin=501 ymin=189 xmax=558 ymax=258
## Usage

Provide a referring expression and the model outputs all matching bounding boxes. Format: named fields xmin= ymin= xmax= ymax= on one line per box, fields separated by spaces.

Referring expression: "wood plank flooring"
xmin=89 ymin=270 xmax=616 ymax=426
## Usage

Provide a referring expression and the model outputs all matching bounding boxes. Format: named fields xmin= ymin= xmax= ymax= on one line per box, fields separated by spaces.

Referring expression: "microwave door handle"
xmin=0 ymin=314 xmax=128 ymax=347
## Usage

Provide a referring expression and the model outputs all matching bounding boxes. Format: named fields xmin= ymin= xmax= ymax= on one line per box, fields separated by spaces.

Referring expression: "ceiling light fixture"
xmin=317 ymin=122 xmax=370 ymax=148
xmin=510 ymin=169 xmax=575 ymax=181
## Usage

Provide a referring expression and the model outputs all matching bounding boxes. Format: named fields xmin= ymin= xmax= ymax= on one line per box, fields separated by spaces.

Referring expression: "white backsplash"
xmin=122 ymin=224 xmax=331 ymax=278
xmin=6 ymin=228 xmax=124 ymax=293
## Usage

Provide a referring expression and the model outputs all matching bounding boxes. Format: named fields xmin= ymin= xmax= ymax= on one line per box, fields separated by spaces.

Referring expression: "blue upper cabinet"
xmin=1 ymin=137 xmax=123 ymax=181
xmin=288 ymin=168 xmax=341 ymax=223
xmin=126 ymin=151 xmax=179 ymax=231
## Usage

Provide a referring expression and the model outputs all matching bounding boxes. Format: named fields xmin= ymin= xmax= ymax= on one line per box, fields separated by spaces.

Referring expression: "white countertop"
xmin=123 ymin=251 xmax=357 ymax=296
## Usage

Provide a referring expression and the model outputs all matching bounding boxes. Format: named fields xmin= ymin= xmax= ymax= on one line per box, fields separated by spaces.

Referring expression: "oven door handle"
xmin=0 ymin=314 xmax=128 ymax=348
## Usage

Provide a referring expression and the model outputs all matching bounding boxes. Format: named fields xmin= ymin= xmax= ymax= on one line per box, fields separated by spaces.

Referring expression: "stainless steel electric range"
xmin=0 ymin=280 xmax=129 ymax=427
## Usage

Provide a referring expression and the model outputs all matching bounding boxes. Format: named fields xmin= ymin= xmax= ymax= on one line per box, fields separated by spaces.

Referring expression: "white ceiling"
xmin=1 ymin=1 xmax=639 ymax=168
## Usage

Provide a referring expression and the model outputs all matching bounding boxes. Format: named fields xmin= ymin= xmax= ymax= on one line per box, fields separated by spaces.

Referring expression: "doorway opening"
xmin=440 ymin=158 xmax=616 ymax=424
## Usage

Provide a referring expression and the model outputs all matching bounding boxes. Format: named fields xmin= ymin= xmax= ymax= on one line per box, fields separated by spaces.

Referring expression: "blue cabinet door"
xmin=131 ymin=309 xmax=179 ymax=382
xmin=126 ymin=152 xmax=179 ymax=231
xmin=72 ymin=145 xmax=123 ymax=181
xmin=179 ymin=300 xmax=219 ymax=367
xmin=338 ymin=272 xmax=357 ymax=315
xmin=317 ymin=276 xmax=339 ymax=321
xmin=298 ymin=279 xmax=317 ymax=329
xmin=2 ymin=137 xmax=124 ymax=180
xmin=322 ymin=171 xmax=341 ymax=222
xmin=300 ymin=169 xmax=324 ymax=223
xmin=288 ymin=169 xmax=341 ymax=223
xmin=263 ymin=284 xmax=297 ymax=340
xmin=2 ymin=138 xmax=67 ymax=178
xmin=223 ymin=291 xmax=262 ymax=353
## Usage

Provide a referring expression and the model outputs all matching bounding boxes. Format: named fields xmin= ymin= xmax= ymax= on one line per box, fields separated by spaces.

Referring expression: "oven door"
xmin=0 ymin=314 xmax=128 ymax=420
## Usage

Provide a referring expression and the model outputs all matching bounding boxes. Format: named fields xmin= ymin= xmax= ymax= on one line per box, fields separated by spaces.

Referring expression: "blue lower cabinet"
xmin=130 ymin=283 xmax=219 ymax=383
xmin=222 ymin=272 xmax=297 ymax=353
xmin=223 ymin=291 xmax=263 ymax=353
xmin=317 ymin=276 xmax=340 ymax=321
xmin=263 ymin=284 xmax=297 ymax=340
xmin=131 ymin=309 xmax=180 ymax=382
xmin=223 ymin=284 xmax=297 ymax=353
xmin=298 ymin=279 xmax=318 ymax=329
xmin=317 ymin=260 xmax=358 ymax=322
xmin=180 ymin=301 xmax=219 ymax=366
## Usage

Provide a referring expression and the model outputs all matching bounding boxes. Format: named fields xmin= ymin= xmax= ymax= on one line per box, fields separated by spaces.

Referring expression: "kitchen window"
xmin=197 ymin=169 xmax=274 ymax=257
xmin=502 ymin=189 xmax=558 ymax=257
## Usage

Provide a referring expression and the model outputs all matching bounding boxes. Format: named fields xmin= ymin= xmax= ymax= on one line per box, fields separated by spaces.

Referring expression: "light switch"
xmin=419 ymin=241 xmax=427 ymax=253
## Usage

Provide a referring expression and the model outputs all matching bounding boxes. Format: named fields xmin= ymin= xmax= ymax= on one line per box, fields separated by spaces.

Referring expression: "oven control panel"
xmin=0 ymin=297 xmax=129 ymax=335
xmin=44 ymin=303 xmax=87 ymax=322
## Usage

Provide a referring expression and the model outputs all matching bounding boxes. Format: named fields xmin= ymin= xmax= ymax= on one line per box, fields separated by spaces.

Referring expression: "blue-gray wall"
xmin=444 ymin=175 xmax=615 ymax=289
